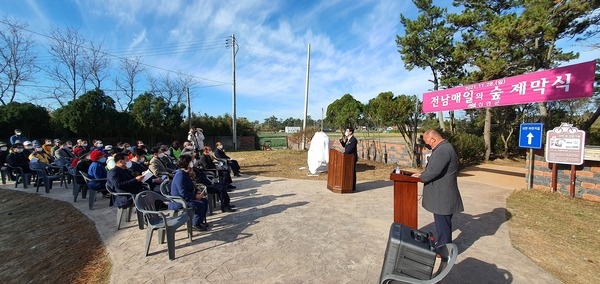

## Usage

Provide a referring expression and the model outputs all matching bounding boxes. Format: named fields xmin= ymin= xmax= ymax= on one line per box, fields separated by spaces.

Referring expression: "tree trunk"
xmin=484 ymin=107 xmax=492 ymax=161
xmin=449 ymin=110 xmax=455 ymax=134
xmin=580 ymin=107 xmax=600 ymax=132
xmin=437 ymin=111 xmax=445 ymax=132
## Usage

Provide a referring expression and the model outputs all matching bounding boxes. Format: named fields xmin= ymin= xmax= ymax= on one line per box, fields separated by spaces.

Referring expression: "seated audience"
xmin=87 ymin=150 xmax=109 ymax=197
xmin=90 ymin=140 xmax=104 ymax=152
xmin=6 ymin=143 xmax=34 ymax=174
xmin=149 ymin=147 xmax=175 ymax=178
xmin=29 ymin=145 xmax=54 ymax=164
xmin=192 ymin=163 xmax=236 ymax=212
xmin=181 ymin=141 xmax=195 ymax=157
xmin=54 ymin=141 xmax=75 ymax=160
xmin=107 ymin=153 xmax=145 ymax=208
xmin=42 ymin=139 xmax=53 ymax=155
xmin=129 ymin=148 xmax=161 ymax=190
xmin=50 ymin=139 xmax=61 ymax=157
xmin=214 ymin=141 xmax=241 ymax=177
xmin=199 ymin=146 xmax=234 ymax=189
xmin=170 ymin=140 xmax=182 ymax=160
xmin=159 ymin=145 xmax=177 ymax=170
xmin=22 ymin=141 xmax=35 ymax=157
xmin=170 ymin=154 xmax=209 ymax=231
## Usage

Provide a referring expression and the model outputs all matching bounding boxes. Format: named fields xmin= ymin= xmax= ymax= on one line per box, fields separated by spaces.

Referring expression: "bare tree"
xmin=147 ymin=71 xmax=195 ymax=106
xmin=115 ymin=56 xmax=144 ymax=111
xmin=46 ymin=26 xmax=88 ymax=106
xmin=0 ymin=17 xmax=38 ymax=105
xmin=85 ymin=40 xmax=110 ymax=90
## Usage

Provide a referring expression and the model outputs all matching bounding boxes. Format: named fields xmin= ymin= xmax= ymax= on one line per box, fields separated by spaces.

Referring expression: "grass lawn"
xmin=507 ymin=189 xmax=600 ymax=284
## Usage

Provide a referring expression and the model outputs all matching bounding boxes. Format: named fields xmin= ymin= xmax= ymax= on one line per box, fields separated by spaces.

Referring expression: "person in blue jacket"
xmin=87 ymin=150 xmax=109 ymax=197
xmin=170 ymin=154 xmax=209 ymax=231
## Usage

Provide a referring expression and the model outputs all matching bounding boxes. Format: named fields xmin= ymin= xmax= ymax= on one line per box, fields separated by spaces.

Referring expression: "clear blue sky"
xmin=2 ymin=0 xmax=596 ymax=122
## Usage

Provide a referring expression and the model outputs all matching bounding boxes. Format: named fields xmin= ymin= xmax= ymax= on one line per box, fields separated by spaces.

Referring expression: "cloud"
xmin=130 ymin=28 xmax=147 ymax=49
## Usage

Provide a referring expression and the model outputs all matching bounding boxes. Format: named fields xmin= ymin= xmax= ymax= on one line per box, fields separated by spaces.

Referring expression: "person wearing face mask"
xmin=214 ymin=141 xmax=241 ymax=177
xmin=158 ymin=145 xmax=177 ymax=170
xmin=339 ymin=127 xmax=358 ymax=191
xmin=9 ymin=129 xmax=27 ymax=146
xmin=170 ymin=154 xmax=209 ymax=231
xmin=6 ymin=143 xmax=34 ymax=174
xmin=29 ymin=144 xmax=54 ymax=164
xmin=200 ymin=146 xmax=235 ymax=189
xmin=42 ymin=139 xmax=54 ymax=155
xmin=90 ymin=140 xmax=104 ymax=152
xmin=180 ymin=141 xmax=195 ymax=157
xmin=87 ymin=150 xmax=109 ymax=197
xmin=107 ymin=153 xmax=146 ymax=209
xmin=22 ymin=141 xmax=34 ymax=158
xmin=410 ymin=129 xmax=464 ymax=249
xmin=129 ymin=148 xmax=161 ymax=190
xmin=54 ymin=141 xmax=75 ymax=160
xmin=149 ymin=147 xmax=175 ymax=179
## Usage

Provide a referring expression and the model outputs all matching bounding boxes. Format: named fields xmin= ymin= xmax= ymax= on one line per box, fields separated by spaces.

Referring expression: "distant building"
xmin=285 ymin=126 xmax=301 ymax=133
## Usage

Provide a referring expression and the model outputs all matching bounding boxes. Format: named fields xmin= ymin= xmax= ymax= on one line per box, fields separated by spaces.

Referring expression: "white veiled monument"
xmin=307 ymin=131 xmax=330 ymax=175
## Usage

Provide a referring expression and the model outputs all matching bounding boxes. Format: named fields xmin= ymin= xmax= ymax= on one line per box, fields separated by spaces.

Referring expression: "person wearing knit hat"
xmin=87 ymin=150 xmax=108 ymax=196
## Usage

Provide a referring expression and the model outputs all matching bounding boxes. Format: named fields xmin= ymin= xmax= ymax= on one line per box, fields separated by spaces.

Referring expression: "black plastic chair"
xmin=80 ymin=171 xmax=106 ymax=210
xmin=159 ymin=179 xmax=196 ymax=225
xmin=134 ymin=190 xmax=192 ymax=260
xmin=379 ymin=243 xmax=458 ymax=284
xmin=29 ymin=162 xmax=65 ymax=193
xmin=7 ymin=164 xmax=35 ymax=189
xmin=105 ymin=183 xmax=144 ymax=230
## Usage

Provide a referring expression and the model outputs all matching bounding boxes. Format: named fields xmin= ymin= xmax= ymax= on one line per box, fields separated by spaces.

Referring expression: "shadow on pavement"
xmin=356 ymin=180 xmax=392 ymax=192
xmin=448 ymin=257 xmax=513 ymax=283
xmin=419 ymin=208 xmax=511 ymax=253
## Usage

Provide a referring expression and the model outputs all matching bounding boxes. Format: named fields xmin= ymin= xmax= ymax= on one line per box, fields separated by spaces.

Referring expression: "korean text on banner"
xmin=422 ymin=60 xmax=596 ymax=113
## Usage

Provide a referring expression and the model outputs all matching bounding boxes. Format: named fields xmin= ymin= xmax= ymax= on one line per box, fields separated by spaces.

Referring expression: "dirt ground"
xmin=0 ymin=189 xmax=110 ymax=284
xmin=0 ymin=149 xmax=524 ymax=283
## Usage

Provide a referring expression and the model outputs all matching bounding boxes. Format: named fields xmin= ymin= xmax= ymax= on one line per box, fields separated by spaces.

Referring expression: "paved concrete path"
xmin=2 ymin=164 xmax=561 ymax=284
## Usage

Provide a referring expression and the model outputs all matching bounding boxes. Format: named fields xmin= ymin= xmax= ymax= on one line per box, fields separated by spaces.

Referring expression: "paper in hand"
xmin=142 ymin=170 xmax=154 ymax=182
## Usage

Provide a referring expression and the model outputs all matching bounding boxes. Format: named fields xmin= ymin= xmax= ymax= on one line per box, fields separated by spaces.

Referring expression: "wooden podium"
xmin=389 ymin=170 xmax=421 ymax=228
xmin=327 ymin=149 xmax=355 ymax=193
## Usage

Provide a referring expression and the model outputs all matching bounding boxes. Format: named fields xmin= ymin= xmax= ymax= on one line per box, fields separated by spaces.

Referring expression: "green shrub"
xmin=446 ymin=132 xmax=485 ymax=168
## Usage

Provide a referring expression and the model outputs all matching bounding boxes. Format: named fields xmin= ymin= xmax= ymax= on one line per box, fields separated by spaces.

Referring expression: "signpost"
xmin=545 ymin=123 xmax=586 ymax=165
xmin=519 ymin=123 xmax=543 ymax=149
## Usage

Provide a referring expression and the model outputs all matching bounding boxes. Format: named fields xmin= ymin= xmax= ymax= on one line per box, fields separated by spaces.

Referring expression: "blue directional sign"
xmin=519 ymin=123 xmax=544 ymax=149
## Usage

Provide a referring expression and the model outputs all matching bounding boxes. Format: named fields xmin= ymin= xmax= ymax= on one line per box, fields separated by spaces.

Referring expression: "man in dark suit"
xmin=411 ymin=129 xmax=464 ymax=248
xmin=339 ymin=127 xmax=358 ymax=191
xmin=107 ymin=153 xmax=145 ymax=208
xmin=214 ymin=141 xmax=241 ymax=176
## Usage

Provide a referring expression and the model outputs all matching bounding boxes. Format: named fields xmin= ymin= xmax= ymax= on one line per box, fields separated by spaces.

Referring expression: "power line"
xmin=16 ymin=25 xmax=230 ymax=86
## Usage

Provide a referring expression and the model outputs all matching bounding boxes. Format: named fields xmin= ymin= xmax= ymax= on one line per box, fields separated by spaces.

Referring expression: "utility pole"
xmin=302 ymin=44 xmax=311 ymax=150
xmin=226 ymin=34 xmax=239 ymax=149
xmin=187 ymin=87 xmax=191 ymax=130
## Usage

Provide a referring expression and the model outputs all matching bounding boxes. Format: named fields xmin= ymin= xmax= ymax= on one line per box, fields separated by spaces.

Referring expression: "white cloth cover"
xmin=307 ymin=132 xmax=330 ymax=175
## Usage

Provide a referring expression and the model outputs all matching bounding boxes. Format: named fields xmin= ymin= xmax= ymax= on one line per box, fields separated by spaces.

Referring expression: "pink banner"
xmin=422 ymin=60 xmax=596 ymax=113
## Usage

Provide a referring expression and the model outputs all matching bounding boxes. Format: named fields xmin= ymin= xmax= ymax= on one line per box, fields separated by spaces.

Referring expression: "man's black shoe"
xmin=228 ymin=204 xmax=236 ymax=208
xmin=234 ymin=173 xmax=241 ymax=177
xmin=221 ymin=206 xmax=237 ymax=213
xmin=193 ymin=223 xmax=208 ymax=231
xmin=227 ymin=184 xmax=236 ymax=189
